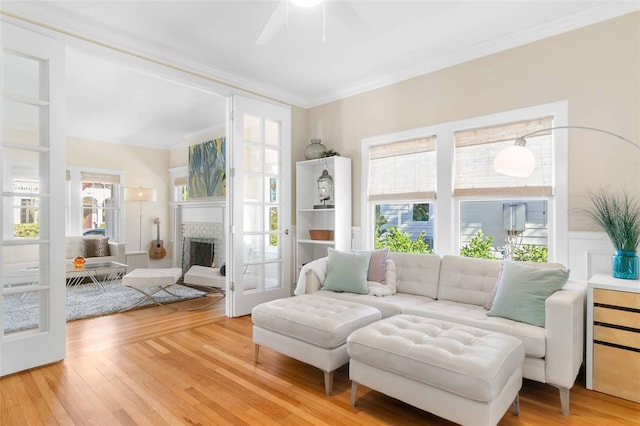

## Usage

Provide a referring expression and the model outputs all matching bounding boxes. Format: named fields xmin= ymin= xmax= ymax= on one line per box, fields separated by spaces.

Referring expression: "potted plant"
xmin=584 ymin=188 xmax=640 ymax=279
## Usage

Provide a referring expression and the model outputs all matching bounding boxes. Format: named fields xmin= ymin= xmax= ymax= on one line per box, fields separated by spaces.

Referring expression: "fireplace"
xmin=182 ymin=237 xmax=215 ymax=275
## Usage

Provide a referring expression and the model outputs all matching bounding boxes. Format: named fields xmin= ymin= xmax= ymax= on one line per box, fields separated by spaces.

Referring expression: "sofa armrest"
xmin=304 ymin=270 xmax=323 ymax=293
xmin=544 ymin=280 xmax=586 ymax=388
xmin=108 ymin=241 xmax=127 ymax=264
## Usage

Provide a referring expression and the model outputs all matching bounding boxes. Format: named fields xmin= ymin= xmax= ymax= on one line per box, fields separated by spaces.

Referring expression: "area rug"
xmin=3 ymin=280 xmax=208 ymax=333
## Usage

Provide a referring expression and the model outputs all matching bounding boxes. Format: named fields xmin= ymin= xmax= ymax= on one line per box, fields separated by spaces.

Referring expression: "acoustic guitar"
xmin=149 ymin=218 xmax=167 ymax=259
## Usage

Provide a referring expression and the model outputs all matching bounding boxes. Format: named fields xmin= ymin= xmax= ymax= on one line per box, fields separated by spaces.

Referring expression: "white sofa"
xmin=3 ymin=236 xmax=126 ymax=269
xmin=65 ymin=236 xmax=126 ymax=266
xmin=297 ymin=252 xmax=586 ymax=416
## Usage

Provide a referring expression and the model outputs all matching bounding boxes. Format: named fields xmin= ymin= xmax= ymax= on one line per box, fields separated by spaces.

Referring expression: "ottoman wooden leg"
xmin=512 ymin=394 xmax=520 ymax=416
xmin=254 ymin=344 xmax=260 ymax=363
xmin=350 ymin=381 xmax=358 ymax=406
xmin=324 ymin=370 xmax=334 ymax=395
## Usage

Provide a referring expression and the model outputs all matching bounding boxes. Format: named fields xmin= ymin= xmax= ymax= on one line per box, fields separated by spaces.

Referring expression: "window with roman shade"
xmin=368 ymin=136 xmax=437 ymax=201
xmin=65 ymin=167 xmax=125 ymax=239
xmin=454 ymin=117 xmax=553 ymax=197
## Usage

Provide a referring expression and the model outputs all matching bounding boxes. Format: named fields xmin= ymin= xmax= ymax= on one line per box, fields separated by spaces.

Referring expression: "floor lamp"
xmin=493 ymin=125 xmax=639 ymax=177
xmin=124 ymin=187 xmax=157 ymax=251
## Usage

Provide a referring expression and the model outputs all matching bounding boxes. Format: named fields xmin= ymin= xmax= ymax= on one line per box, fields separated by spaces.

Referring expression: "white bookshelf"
xmin=296 ymin=157 xmax=351 ymax=273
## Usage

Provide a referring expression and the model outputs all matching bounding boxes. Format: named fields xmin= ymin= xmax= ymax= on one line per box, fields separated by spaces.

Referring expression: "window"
xmin=66 ymin=168 xmax=124 ymax=240
xmin=361 ymin=101 xmax=568 ymax=263
xmin=454 ymin=117 xmax=553 ymax=261
xmin=174 ymin=175 xmax=188 ymax=202
xmin=366 ymin=136 xmax=437 ymax=253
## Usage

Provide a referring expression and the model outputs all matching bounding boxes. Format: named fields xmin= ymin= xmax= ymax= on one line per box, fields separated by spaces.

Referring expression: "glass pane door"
xmin=229 ymin=96 xmax=291 ymax=317
xmin=1 ymin=23 xmax=66 ymax=375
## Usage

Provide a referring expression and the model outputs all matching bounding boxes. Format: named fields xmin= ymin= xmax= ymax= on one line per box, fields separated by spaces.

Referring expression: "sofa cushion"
xmin=355 ymin=247 xmax=390 ymax=283
xmin=251 ymin=294 xmax=381 ymax=349
xmin=438 ymin=255 xmax=501 ymax=306
xmin=403 ymin=300 xmax=546 ymax=358
xmin=390 ymin=252 xmax=441 ymax=298
xmin=487 ymin=261 xmax=569 ymax=327
xmin=66 ymin=236 xmax=84 ymax=259
xmin=82 ymin=236 xmax=111 ymax=257
xmin=315 ymin=290 xmax=430 ymax=318
xmin=485 ymin=261 xmax=567 ymax=310
xmin=323 ymin=248 xmax=370 ymax=294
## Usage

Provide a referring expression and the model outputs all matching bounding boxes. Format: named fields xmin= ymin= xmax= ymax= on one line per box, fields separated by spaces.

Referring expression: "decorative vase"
xmin=304 ymin=138 xmax=327 ymax=160
xmin=612 ymin=250 xmax=639 ymax=280
xmin=73 ymin=255 xmax=86 ymax=270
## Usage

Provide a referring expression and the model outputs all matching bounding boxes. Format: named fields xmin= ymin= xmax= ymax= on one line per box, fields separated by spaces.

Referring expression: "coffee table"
xmin=66 ymin=261 xmax=127 ymax=291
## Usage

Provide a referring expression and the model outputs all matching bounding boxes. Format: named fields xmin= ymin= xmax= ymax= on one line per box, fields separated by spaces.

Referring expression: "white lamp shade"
xmin=493 ymin=145 xmax=536 ymax=178
xmin=125 ymin=187 xmax=157 ymax=202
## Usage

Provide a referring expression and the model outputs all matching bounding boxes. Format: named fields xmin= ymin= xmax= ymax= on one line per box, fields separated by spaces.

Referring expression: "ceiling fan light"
xmin=290 ymin=0 xmax=323 ymax=7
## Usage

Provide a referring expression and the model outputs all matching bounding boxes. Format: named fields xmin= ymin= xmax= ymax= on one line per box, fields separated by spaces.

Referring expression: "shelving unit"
xmin=296 ymin=157 xmax=351 ymax=275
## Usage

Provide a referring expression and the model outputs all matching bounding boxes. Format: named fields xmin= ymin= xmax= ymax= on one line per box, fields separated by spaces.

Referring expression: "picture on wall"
xmin=189 ymin=137 xmax=226 ymax=198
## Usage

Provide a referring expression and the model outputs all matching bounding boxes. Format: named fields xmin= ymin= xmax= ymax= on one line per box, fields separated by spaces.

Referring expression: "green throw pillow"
xmin=487 ymin=261 xmax=569 ymax=327
xmin=323 ymin=248 xmax=371 ymax=294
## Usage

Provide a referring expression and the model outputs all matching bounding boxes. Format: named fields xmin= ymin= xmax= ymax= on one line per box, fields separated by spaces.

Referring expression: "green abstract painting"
xmin=188 ymin=138 xmax=226 ymax=198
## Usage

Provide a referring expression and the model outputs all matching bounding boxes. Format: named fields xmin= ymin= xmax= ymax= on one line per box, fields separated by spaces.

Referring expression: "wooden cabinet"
xmin=295 ymin=157 xmax=351 ymax=276
xmin=587 ymin=275 xmax=640 ymax=403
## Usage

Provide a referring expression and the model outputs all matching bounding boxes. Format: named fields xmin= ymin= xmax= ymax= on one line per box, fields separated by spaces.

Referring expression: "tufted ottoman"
xmin=348 ymin=315 xmax=524 ymax=426
xmin=252 ymin=294 xmax=381 ymax=395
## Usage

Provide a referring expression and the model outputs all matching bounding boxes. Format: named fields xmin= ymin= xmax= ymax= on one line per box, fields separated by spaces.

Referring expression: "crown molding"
xmin=306 ymin=2 xmax=640 ymax=108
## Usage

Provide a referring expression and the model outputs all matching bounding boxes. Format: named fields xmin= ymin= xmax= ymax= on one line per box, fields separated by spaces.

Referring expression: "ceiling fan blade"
xmin=256 ymin=0 xmax=287 ymax=46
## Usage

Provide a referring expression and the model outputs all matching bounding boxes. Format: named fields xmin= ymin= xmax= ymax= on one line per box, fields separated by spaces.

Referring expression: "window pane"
xmin=244 ymin=145 xmax=262 ymax=173
xmin=375 ymin=203 xmax=434 ymax=253
xmin=244 ymin=175 xmax=262 ymax=202
xmin=454 ymin=117 xmax=553 ymax=195
xmin=81 ymin=181 xmax=117 ymax=238
xmin=3 ymin=244 xmax=45 ymax=334
xmin=3 ymin=53 xmax=41 ymax=99
xmin=3 ymin=100 xmax=42 ymax=147
xmin=3 ymin=147 xmax=42 ymax=193
xmin=243 ymin=114 xmax=261 ymax=143
xmin=460 ymin=200 xmax=548 ymax=262
xmin=265 ymin=148 xmax=279 ymax=175
xmin=265 ymin=119 xmax=280 ymax=146
xmin=369 ymin=137 xmax=436 ymax=200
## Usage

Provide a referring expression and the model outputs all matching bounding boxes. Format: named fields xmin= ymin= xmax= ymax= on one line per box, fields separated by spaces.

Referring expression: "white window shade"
xmin=80 ymin=171 xmax=121 ymax=184
xmin=368 ymin=136 xmax=436 ymax=201
xmin=454 ymin=117 xmax=553 ymax=197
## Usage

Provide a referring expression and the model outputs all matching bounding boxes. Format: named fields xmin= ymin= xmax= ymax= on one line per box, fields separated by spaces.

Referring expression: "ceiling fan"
xmin=256 ymin=0 xmax=370 ymax=45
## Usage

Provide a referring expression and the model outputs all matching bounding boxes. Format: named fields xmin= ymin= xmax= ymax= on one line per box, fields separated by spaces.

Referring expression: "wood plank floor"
xmin=1 ymin=295 xmax=639 ymax=425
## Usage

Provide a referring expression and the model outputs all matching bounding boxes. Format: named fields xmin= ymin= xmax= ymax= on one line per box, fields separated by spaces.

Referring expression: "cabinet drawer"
xmin=594 ymin=288 xmax=640 ymax=310
xmin=593 ymin=343 xmax=640 ymax=403
xmin=594 ymin=325 xmax=640 ymax=350
xmin=594 ymin=306 xmax=640 ymax=329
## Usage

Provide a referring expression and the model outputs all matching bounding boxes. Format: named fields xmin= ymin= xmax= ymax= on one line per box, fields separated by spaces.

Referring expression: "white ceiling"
xmin=2 ymin=1 xmax=639 ymax=150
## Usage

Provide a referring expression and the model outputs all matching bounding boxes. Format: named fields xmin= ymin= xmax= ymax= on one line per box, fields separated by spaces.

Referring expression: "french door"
xmin=1 ymin=22 xmax=66 ymax=375
xmin=228 ymin=96 xmax=291 ymax=317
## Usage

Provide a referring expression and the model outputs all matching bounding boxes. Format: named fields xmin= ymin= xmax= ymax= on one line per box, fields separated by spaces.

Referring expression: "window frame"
xmin=66 ymin=166 xmax=125 ymax=240
xmin=361 ymin=100 xmax=568 ymax=264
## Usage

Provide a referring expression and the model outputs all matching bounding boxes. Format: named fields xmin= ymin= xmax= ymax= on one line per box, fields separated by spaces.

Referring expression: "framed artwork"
xmin=188 ymin=137 xmax=226 ymax=198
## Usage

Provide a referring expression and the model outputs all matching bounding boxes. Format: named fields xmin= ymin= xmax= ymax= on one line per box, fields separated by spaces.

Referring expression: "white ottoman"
xmin=121 ymin=267 xmax=184 ymax=312
xmin=252 ymin=294 xmax=381 ymax=395
xmin=348 ymin=315 xmax=524 ymax=426
xmin=184 ymin=265 xmax=225 ymax=289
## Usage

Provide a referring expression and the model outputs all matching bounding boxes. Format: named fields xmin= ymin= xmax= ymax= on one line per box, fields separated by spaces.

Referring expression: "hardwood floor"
xmin=2 ymin=296 xmax=639 ymax=425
